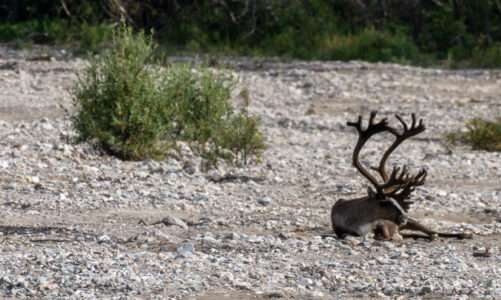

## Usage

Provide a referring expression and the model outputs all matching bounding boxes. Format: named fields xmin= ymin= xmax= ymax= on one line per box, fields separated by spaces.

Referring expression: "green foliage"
xmin=447 ymin=118 xmax=501 ymax=151
xmin=72 ymin=22 xmax=265 ymax=165
xmin=320 ymin=28 xmax=419 ymax=62
xmin=419 ymin=8 xmax=468 ymax=57
xmin=72 ymin=22 xmax=171 ymax=160
xmin=5 ymin=0 xmax=501 ymax=67
xmin=0 ymin=19 xmax=112 ymax=53
xmin=216 ymin=110 xmax=266 ymax=166
xmin=471 ymin=43 xmax=501 ymax=68
xmin=161 ymin=65 xmax=265 ymax=167
xmin=75 ymin=22 xmax=114 ymax=53
xmin=161 ymin=65 xmax=233 ymax=143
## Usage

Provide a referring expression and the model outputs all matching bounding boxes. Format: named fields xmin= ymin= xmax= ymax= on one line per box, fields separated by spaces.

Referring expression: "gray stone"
xmin=257 ymin=196 xmax=272 ymax=206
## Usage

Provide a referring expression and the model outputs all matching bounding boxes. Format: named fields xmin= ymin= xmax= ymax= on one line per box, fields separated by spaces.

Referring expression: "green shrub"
xmin=72 ymin=23 xmax=173 ymax=160
xmin=471 ymin=43 xmax=501 ymax=68
xmin=72 ymin=22 xmax=265 ymax=165
xmin=160 ymin=65 xmax=265 ymax=167
xmin=447 ymin=118 xmax=501 ymax=151
xmin=216 ymin=110 xmax=266 ymax=166
xmin=161 ymin=65 xmax=234 ymax=143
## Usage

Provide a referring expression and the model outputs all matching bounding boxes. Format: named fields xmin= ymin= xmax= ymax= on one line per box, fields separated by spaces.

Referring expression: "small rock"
xmin=297 ymin=276 xmax=314 ymax=287
xmin=306 ymin=290 xmax=324 ymax=298
xmin=40 ymin=121 xmax=54 ymax=131
xmin=0 ymin=160 xmax=9 ymax=169
xmin=224 ymin=232 xmax=240 ymax=240
xmin=201 ymin=235 xmax=219 ymax=245
xmin=161 ymin=216 xmax=189 ymax=230
xmin=183 ymin=161 xmax=196 ymax=175
xmin=177 ymin=243 xmax=195 ymax=258
xmin=375 ymin=256 xmax=390 ymax=265
xmin=219 ymin=272 xmax=234 ymax=282
xmin=192 ymin=194 xmax=209 ymax=202
xmin=257 ymin=196 xmax=272 ymax=206
xmin=437 ymin=190 xmax=448 ymax=197
xmin=343 ymin=236 xmax=361 ymax=247
xmin=234 ymin=280 xmax=252 ymax=290
xmin=261 ymin=291 xmax=286 ymax=298
xmin=473 ymin=246 xmax=492 ymax=258
xmin=97 ymin=235 xmax=111 ymax=243
xmin=419 ymin=285 xmax=433 ymax=295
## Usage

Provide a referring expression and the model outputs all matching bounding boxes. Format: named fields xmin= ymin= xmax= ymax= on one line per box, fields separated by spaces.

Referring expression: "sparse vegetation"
xmin=216 ymin=110 xmax=266 ymax=166
xmin=447 ymin=118 xmax=501 ymax=151
xmin=72 ymin=22 xmax=265 ymax=165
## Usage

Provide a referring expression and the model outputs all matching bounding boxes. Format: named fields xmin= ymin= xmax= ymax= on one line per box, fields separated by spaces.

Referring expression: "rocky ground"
xmin=0 ymin=46 xmax=500 ymax=299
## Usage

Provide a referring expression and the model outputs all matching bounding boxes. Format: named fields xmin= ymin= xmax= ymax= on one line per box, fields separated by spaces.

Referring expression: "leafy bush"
xmin=72 ymin=23 xmax=172 ymax=160
xmin=216 ymin=110 xmax=266 ymax=166
xmin=447 ymin=118 xmax=501 ymax=151
xmin=72 ymin=22 xmax=265 ymax=165
xmin=161 ymin=65 xmax=233 ymax=143
xmin=160 ymin=65 xmax=265 ymax=167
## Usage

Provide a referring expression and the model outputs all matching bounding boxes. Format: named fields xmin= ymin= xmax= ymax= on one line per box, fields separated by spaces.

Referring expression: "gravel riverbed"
xmin=0 ymin=46 xmax=500 ymax=299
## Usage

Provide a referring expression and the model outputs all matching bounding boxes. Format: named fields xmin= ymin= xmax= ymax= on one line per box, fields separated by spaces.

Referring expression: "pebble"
xmin=177 ymin=243 xmax=195 ymax=258
xmin=257 ymin=196 xmax=272 ymax=206
xmin=161 ymin=216 xmax=189 ymax=230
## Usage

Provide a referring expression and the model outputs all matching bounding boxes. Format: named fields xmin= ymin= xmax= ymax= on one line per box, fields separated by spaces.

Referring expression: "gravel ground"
xmin=0 ymin=46 xmax=500 ymax=299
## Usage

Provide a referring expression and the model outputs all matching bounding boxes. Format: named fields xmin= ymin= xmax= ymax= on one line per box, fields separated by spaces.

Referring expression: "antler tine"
xmin=368 ymin=110 xmax=377 ymax=126
xmin=395 ymin=114 xmax=408 ymax=131
xmin=380 ymin=165 xmax=411 ymax=191
xmin=346 ymin=111 xmax=391 ymax=190
xmin=347 ymin=115 xmax=363 ymax=132
xmin=414 ymin=168 xmax=427 ymax=186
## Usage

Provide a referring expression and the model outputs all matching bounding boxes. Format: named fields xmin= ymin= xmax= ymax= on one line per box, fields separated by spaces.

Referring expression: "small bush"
xmin=446 ymin=118 xmax=501 ymax=151
xmin=161 ymin=65 xmax=234 ymax=143
xmin=72 ymin=23 xmax=172 ymax=160
xmin=216 ymin=110 xmax=266 ymax=166
xmin=72 ymin=22 xmax=265 ymax=165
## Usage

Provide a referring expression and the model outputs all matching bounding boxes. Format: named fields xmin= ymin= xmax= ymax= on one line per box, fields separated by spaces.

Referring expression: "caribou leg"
xmin=401 ymin=218 xmax=473 ymax=239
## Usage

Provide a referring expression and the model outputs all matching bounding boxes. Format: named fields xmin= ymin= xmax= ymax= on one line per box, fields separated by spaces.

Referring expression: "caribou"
xmin=331 ymin=111 xmax=472 ymax=240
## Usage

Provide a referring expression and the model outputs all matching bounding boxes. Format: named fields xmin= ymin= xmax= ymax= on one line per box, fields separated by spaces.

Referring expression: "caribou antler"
xmin=376 ymin=113 xmax=425 ymax=183
xmin=346 ymin=111 xmax=391 ymax=191
xmin=347 ymin=111 xmax=427 ymax=210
